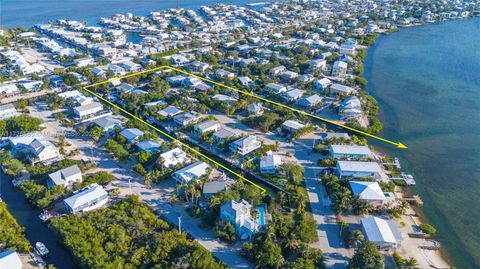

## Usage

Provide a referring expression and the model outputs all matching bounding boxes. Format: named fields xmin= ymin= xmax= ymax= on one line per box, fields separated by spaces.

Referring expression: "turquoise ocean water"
xmin=364 ymin=18 xmax=480 ymax=269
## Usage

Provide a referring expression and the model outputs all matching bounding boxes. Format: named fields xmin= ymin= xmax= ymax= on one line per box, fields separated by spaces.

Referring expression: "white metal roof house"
xmin=119 ymin=128 xmax=144 ymax=143
xmin=159 ymin=147 xmax=187 ymax=168
xmin=213 ymin=94 xmax=237 ymax=105
xmin=0 ymin=249 xmax=22 ymax=269
xmin=194 ymin=120 xmax=222 ymax=135
xmin=339 ymin=96 xmax=362 ymax=120
xmin=361 ymin=216 xmax=403 ymax=249
xmin=260 ymin=153 xmax=282 ymax=174
xmin=336 ymin=161 xmax=382 ymax=179
xmin=282 ymin=120 xmax=305 ymax=133
xmin=48 ymin=165 xmax=82 ymax=189
xmin=0 ymin=103 xmax=18 ymax=119
xmin=284 ymin=88 xmax=305 ymax=101
xmin=329 ymin=83 xmax=356 ymax=96
xmin=173 ymin=161 xmax=210 ymax=184
xmin=64 ymin=184 xmax=108 ymax=214
xmin=297 ymin=94 xmax=323 ymax=108
xmin=265 ymin=83 xmax=287 ymax=94
xmin=73 ymin=101 xmax=105 ymax=121
xmin=329 ymin=145 xmax=372 ymax=159
xmin=230 ymin=135 xmax=261 ymax=156
xmin=350 ymin=181 xmax=386 ymax=207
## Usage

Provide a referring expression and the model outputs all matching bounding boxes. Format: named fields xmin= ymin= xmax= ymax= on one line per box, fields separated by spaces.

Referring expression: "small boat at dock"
xmin=35 ymin=242 xmax=49 ymax=257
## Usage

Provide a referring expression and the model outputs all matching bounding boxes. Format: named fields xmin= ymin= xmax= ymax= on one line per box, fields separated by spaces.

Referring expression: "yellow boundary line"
xmin=83 ymin=64 xmax=407 ymax=193
xmin=83 ymin=67 xmax=267 ymax=194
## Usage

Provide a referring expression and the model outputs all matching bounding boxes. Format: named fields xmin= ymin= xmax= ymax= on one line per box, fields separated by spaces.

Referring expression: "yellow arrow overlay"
xmin=165 ymin=66 xmax=407 ymax=149
xmin=83 ymin=81 xmax=267 ymax=194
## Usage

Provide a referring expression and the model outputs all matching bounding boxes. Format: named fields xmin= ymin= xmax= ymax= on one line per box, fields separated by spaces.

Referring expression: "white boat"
xmin=31 ymin=252 xmax=46 ymax=266
xmin=35 ymin=242 xmax=49 ymax=257
xmin=402 ymin=173 xmax=416 ymax=185
xmin=11 ymin=179 xmax=20 ymax=187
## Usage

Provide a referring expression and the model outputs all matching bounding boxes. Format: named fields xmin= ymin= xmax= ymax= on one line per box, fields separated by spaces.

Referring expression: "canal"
xmin=0 ymin=172 xmax=78 ymax=269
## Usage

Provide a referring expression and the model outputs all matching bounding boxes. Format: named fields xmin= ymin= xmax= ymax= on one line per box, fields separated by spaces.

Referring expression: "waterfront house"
xmin=137 ymin=139 xmax=162 ymax=152
xmin=329 ymin=83 xmax=356 ymax=96
xmin=329 ymin=145 xmax=372 ymax=159
xmin=173 ymin=161 xmax=210 ymax=184
xmin=282 ymin=120 xmax=305 ymax=134
xmin=48 ymin=165 xmax=82 ymax=189
xmin=230 ymin=135 xmax=261 ymax=156
xmin=92 ymin=116 xmax=122 ymax=133
xmin=336 ymin=161 xmax=382 ymax=179
xmin=158 ymin=105 xmax=183 ymax=118
xmin=297 ymin=94 xmax=323 ymax=108
xmin=349 ymin=181 xmax=386 ymax=207
xmin=213 ymin=127 xmax=241 ymax=143
xmin=159 ymin=147 xmax=187 ymax=168
xmin=339 ymin=96 xmax=362 ymax=120
xmin=194 ymin=120 xmax=222 ymax=135
xmin=340 ymin=43 xmax=356 ymax=55
xmin=260 ymin=153 xmax=282 ymax=174
xmin=119 ymin=128 xmax=144 ymax=144
xmin=361 ymin=216 xmax=403 ymax=249
xmin=0 ymin=104 xmax=18 ymax=119
xmin=331 ymin=60 xmax=348 ymax=77
xmin=220 ymin=200 xmax=266 ymax=240
xmin=63 ymin=184 xmax=108 ymax=214
xmin=0 ymin=249 xmax=22 ymax=269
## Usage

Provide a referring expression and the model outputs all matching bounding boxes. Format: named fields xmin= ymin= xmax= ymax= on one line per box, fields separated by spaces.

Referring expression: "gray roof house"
xmin=120 ymin=128 xmax=144 ymax=143
xmin=213 ymin=127 xmax=241 ymax=143
xmin=48 ymin=165 xmax=82 ymax=189
xmin=297 ymin=94 xmax=323 ymax=107
xmin=158 ymin=105 xmax=183 ymax=118
xmin=0 ymin=103 xmax=18 ymax=119
xmin=203 ymin=181 xmax=228 ymax=198
xmin=92 ymin=116 xmax=122 ymax=132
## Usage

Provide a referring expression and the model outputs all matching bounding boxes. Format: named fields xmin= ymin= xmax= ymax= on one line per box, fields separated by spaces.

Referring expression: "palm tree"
xmin=350 ymin=229 xmax=365 ymax=248
xmin=403 ymin=257 xmax=418 ymax=269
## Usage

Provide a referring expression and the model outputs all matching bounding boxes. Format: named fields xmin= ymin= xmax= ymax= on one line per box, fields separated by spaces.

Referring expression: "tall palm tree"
xmin=350 ymin=229 xmax=365 ymax=248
